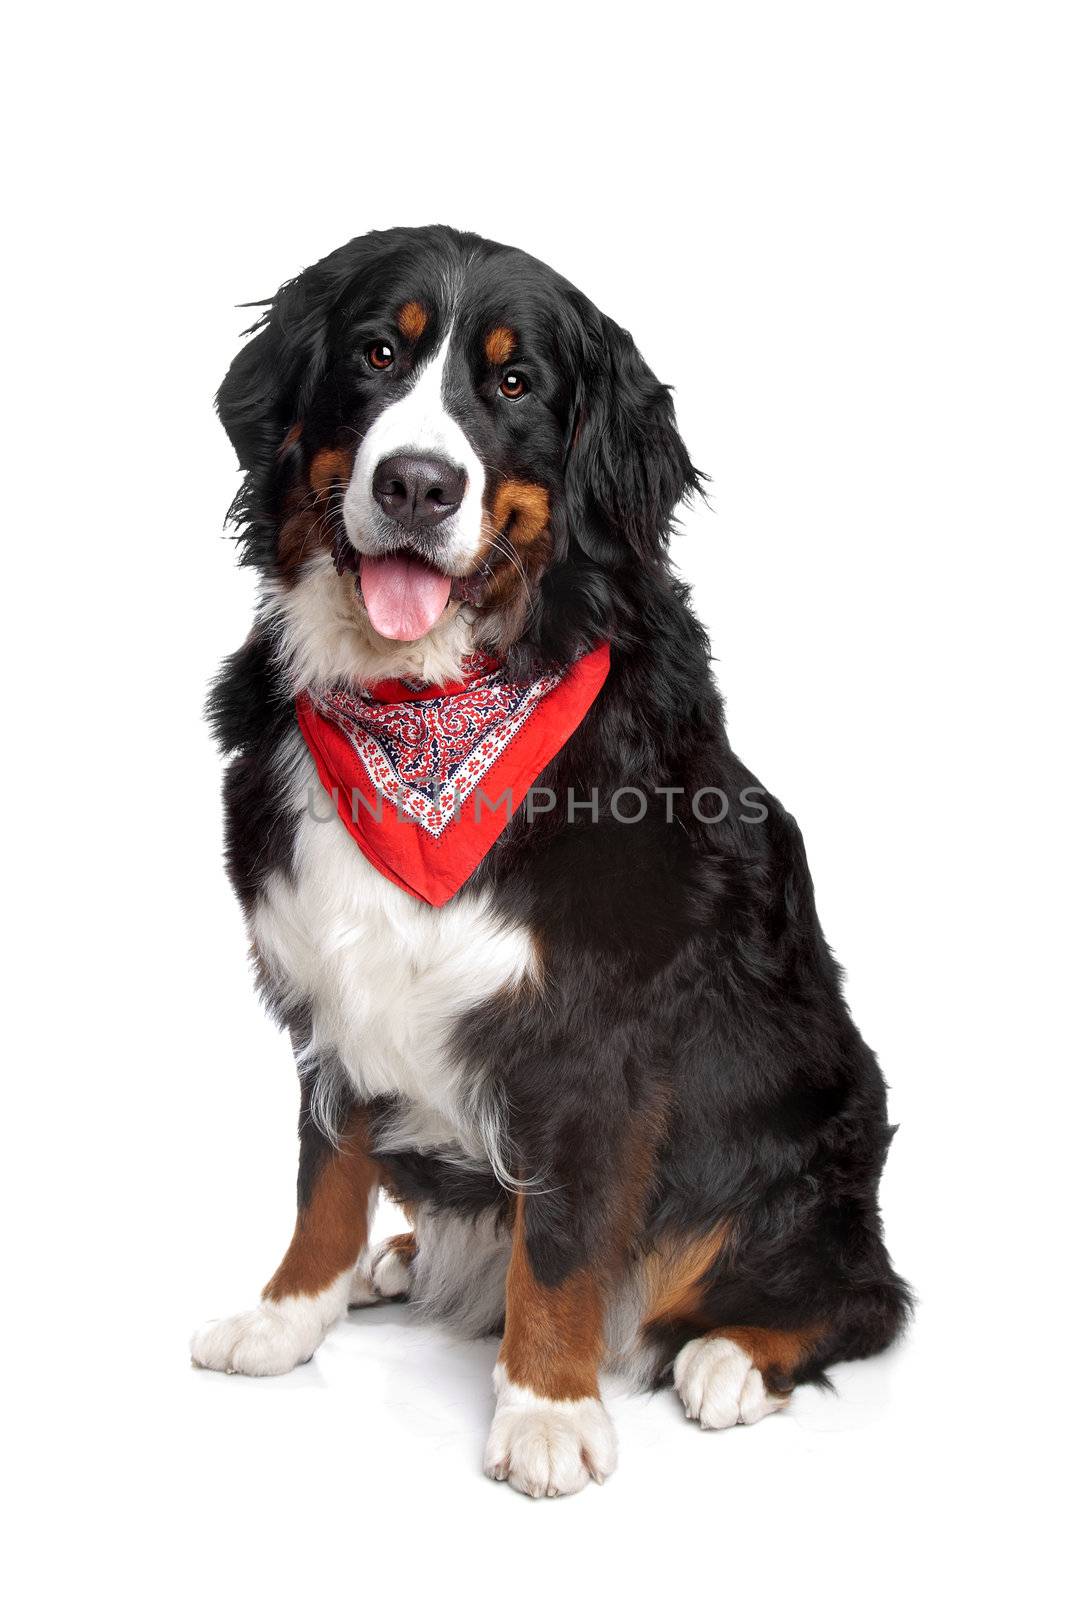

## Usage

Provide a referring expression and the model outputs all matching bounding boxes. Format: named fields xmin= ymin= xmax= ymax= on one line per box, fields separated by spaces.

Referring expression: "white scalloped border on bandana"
xmin=311 ymin=668 xmax=563 ymax=838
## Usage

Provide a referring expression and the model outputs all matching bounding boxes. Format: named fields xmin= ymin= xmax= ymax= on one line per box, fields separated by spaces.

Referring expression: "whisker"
xmin=484 ymin=529 xmax=533 ymax=610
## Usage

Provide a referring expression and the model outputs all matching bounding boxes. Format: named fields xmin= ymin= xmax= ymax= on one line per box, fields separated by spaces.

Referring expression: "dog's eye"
xmin=366 ymin=341 xmax=395 ymax=371
xmin=499 ymin=371 xmax=527 ymax=399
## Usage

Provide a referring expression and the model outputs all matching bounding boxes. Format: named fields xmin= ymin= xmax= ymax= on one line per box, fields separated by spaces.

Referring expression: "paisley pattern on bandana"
xmin=308 ymin=656 xmax=563 ymax=838
xmin=296 ymin=642 xmax=611 ymax=907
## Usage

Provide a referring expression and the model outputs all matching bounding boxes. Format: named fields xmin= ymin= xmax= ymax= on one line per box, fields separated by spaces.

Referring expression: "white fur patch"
xmin=408 ymin=1206 xmax=510 ymax=1337
xmin=371 ymin=1242 xmax=414 ymax=1300
xmin=673 ymin=1335 xmax=790 ymax=1428
xmin=348 ymin=1210 xmax=509 ymax=1334
xmin=600 ymin=1263 xmax=664 ymax=1390
xmin=342 ymin=329 xmax=487 ymax=573
xmin=484 ymin=1365 xmax=618 ymax=1498
xmin=345 ymin=1267 xmax=381 ymax=1307
xmin=345 ymin=1232 xmax=389 ymax=1306
xmin=253 ymin=734 xmax=539 ymax=1176
xmin=264 ymin=551 xmax=475 ymax=696
xmin=190 ymin=1272 xmax=351 ymax=1377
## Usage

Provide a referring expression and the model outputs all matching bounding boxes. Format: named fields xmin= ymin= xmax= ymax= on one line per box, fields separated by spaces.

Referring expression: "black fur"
xmin=209 ymin=225 xmax=910 ymax=1390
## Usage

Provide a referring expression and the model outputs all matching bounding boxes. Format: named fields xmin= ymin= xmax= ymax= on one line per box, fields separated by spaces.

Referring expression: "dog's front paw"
xmin=673 ymin=1335 xmax=790 ymax=1428
xmin=190 ymin=1300 xmax=326 ymax=1377
xmin=483 ymin=1370 xmax=617 ymax=1497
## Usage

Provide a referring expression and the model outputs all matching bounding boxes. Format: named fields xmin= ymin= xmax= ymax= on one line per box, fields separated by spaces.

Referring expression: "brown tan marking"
xmin=710 ymin=1323 xmax=827 ymax=1394
xmin=273 ymin=445 xmax=353 ymax=584
xmin=491 ymin=479 xmax=551 ymax=547
xmin=276 ymin=511 xmax=327 ymax=582
xmin=263 ymin=1108 xmax=379 ymax=1301
xmin=474 ymin=479 xmax=552 ymax=626
xmin=397 ymin=300 xmax=429 ymax=341
xmin=469 ymin=480 xmax=554 ymax=649
xmin=485 ymin=326 xmax=516 ymax=365
xmin=308 ymin=446 xmax=353 ymax=496
xmin=499 ymin=1194 xmax=603 ymax=1402
xmin=642 ymin=1224 xmax=731 ymax=1325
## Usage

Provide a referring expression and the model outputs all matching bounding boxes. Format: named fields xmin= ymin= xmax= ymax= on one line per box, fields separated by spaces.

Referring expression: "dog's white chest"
xmin=252 ymin=744 xmax=537 ymax=1152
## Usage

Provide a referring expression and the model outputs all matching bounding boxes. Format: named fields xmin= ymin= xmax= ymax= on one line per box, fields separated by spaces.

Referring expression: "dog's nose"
xmin=372 ymin=453 xmax=466 ymax=531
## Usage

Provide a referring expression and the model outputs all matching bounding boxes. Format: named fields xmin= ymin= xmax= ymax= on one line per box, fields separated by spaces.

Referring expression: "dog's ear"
xmin=216 ymin=311 xmax=285 ymax=474
xmin=563 ymin=308 xmax=699 ymax=566
xmin=217 ymin=275 xmax=332 ymax=475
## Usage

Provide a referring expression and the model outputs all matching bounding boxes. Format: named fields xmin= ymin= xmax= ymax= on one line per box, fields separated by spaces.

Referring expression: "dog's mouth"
xmin=333 ymin=533 xmax=487 ymax=642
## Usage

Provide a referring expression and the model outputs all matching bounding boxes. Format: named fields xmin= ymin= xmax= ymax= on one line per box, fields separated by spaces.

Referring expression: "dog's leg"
xmin=662 ymin=1227 xmax=910 ymax=1426
xmin=483 ymin=1193 xmax=617 ymax=1498
xmin=191 ymin=1106 xmax=379 ymax=1376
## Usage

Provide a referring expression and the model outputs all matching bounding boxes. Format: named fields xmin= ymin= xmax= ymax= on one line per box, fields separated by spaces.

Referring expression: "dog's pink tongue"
xmin=359 ymin=553 xmax=452 ymax=641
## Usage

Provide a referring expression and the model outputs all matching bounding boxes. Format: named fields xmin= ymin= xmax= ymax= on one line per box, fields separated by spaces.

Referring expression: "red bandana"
xmin=296 ymin=643 xmax=611 ymax=907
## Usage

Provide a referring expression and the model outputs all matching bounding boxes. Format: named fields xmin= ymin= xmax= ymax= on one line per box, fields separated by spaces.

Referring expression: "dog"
xmin=192 ymin=224 xmax=910 ymax=1497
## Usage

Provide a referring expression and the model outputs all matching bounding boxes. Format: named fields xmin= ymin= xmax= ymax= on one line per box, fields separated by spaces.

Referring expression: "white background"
xmin=4 ymin=2 xmax=1063 ymax=1594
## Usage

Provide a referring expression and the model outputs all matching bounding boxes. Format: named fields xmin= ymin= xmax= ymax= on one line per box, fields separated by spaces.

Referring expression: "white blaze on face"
xmin=341 ymin=330 xmax=487 ymax=572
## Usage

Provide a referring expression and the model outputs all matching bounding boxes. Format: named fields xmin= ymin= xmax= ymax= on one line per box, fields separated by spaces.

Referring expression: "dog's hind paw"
xmin=673 ymin=1335 xmax=790 ymax=1429
xmin=371 ymin=1235 xmax=415 ymax=1299
xmin=348 ymin=1235 xmax=416 ymax=1306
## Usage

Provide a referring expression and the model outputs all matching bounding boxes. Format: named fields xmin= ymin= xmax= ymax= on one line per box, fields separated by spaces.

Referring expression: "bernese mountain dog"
xmin=192 ymin=224 xmax=910 ymax=1498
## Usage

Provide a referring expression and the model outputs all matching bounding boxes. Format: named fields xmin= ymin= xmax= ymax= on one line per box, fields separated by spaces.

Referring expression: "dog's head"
xmin=219 ymin=225 xmax=698 ymax=684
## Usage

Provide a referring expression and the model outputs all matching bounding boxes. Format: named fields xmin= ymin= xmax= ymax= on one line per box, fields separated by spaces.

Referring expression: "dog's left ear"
xmin=563 ymin=309 xmax=699 ymax=565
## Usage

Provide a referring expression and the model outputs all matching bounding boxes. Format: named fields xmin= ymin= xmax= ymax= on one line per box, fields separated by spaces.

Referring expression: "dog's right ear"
xmin=217 ymin=276 xmax=331 ymax=476
xmin=216 ymin=311 xmax=285 ymax=474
